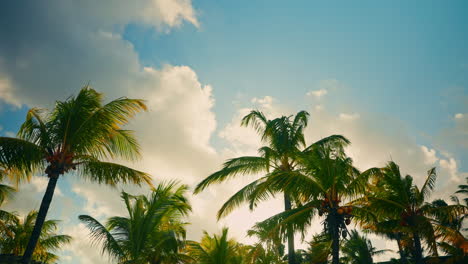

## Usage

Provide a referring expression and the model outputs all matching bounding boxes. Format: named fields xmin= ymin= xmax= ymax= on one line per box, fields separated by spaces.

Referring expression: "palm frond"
xmin=17 ymin=108 xmax=51 ymax=149
xmin=67 ymin=95 xmax=146 ymax=159
xmin=194 ymin=156 xmax=268 ymax=194
xmin=217 ymin=178 xmax=264 ymax=219
xmin=78 ymin=214 xmax=125 ymax=261
xmin=420 ymin=167 xmax=437 ymax=202
xmin=78 ymin=158 xmax=152 ymax=187
xmin=0 ymin=137 xmax=45 ymax=177
xmin=241 ymin=110 xmax=269 ymax=136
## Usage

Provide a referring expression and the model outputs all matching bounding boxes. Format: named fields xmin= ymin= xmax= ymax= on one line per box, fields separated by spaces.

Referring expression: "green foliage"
xmin=360 ymin=162 xmax=467 ymax=263
xmin=79 ymin=181 xmax=191 ymax=264
xmin=186 ymin=228 xmax=248 ymax=264
xmin=0 ymin=86 xmax=151 ymax=262
xmin=0 ymin=210 xmax=71 ymax=263
xmin=341 ymin=230 xmax=389 ymax=264
xmin=0 ymin=86 xmax=151 ymax=185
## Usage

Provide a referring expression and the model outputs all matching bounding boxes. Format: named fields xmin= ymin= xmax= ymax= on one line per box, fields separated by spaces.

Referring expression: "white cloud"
xmin=307 ymin=88 xmax=328 ymax=98
xmin=0 ymin=2 xmax=465 ymax=262
xmin=0 ymin=1 xmax=212 ymax=262
xmin=439 ymin=156 xmax=461 ymax=183
xmin=0 ymin=0 xmax=199 ymax=107
xmin=420 ymin=145 xmax=438 ymax=165
xmin=2 ymin=176 xmax=63 ymax=216
xmin=30 ymin=177 xmax=63 ymax=196
xmin=62 ymin=223 xmax=111 ymax=264
xmin=306 ymin=79 xmax=345 ymax=100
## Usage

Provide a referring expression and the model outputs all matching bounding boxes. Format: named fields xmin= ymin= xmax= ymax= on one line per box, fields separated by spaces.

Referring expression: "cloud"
xmin=1 ymin=2 xmax=465 ymax=262
xmin=0 ymin=1 xmax=218 ymax=263
xmin=2 ymin=176 xmax=63 ymax=216
xmin=307 ymin=88 xmax=328 ymax=98
xmin=455 ymin=113 xmax=464 ymax=119
xmin=306 ymin=79 xmax=346 ymax=101
xmin=207 ymin=90 xmax=468 ymax=256
xmin=421 ymin=145 xmax=438 ymax=165
xmin=0 ymin=0 xmax=199 ymax=107
xmin=439 ymin=154 xmax=462 ymax=183
xmin=62 ymin=223 xmax=112 ymax=264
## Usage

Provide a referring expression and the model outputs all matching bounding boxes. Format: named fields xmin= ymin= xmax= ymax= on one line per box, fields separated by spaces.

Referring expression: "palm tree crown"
xmin=194 ymin=110 xmax=349 ymax=264
xmin=187 ymin=228 xmax=246 ymax=264
xmin=79 ymin=181 xmax=191 ymax=264
xmin=252 ymin=143 xmax=371 ymax=264
xmin=363 ymin=161 xmax=466 ymax=264
xmin=0 ymin=86 xmax=151 ymax=262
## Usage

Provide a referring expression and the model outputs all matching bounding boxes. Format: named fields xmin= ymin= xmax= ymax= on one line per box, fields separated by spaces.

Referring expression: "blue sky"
xmin=0 ymin=0 xmax=467 ymax=263
xmin=122 ymin=0 xmax=468 ymax=160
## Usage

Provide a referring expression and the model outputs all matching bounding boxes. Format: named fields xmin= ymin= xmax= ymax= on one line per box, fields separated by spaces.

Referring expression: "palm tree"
xmin=340 ymin=230 xmax=389 ymax=264
xmin=430 ymin=198 xmax=467 ymax=261
xmin=79 ymin=181 xmax=191 ymax=264
xmin=186 ymin=228 xmax=246 ymax=264
xmin=0 ymin=86 xmax=151 ymax=263
xmin=364 ymin=162 xmax=465 ymax=264
xmin=251 ymin=144 xmax=372 ymax=264
xmin=0 ymin=210 xmax=71 ymax=263
xmin=194 ymin=110 xmax=349 ymax=264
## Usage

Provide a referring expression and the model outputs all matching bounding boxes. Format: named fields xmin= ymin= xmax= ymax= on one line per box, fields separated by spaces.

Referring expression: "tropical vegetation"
xmin=79 ymin=182 xmax=191 ymax=264
xmin=0 ymin=86 xmax=151 ymax=263
xmin=0 ymin=210 xmax=71 ymax=263
xmin=0 ymin=88 xmax=466 ymax=264
xmin=194 ymin=110 xmax=349 ymax=264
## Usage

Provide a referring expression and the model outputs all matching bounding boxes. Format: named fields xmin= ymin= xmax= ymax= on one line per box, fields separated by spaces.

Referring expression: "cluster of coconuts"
xmin=318 ymin=198 xmax=353 ymax=226
xmin=44 ymin=152 xmax=76 ymax=175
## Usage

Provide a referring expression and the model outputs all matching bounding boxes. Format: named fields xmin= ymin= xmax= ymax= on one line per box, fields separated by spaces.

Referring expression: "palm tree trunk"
xmin=395 ymin=232 xmax=408 ymax=264
xmin=331 ymin=210 xmax=340 ymax=264
xmin=284 ymin=193 xmax=296 ymax=264
xmin=21 ymin=174 xmax=59 ymax=264
xmin=412 ymin=232 xmax=424 ymax=264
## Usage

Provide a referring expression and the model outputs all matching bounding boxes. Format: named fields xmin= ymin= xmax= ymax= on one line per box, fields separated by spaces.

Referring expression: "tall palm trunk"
xmin=412 ymin=232 xmax=424 ymax=264
xmin=22 ymin=173 xmax=59 ymax=263
xmin=395 ymin=232 xmax=408 ymax=264
xmin=330 ymin=209 xmax=340 ymax=264
xmin=284 ymin=193 xmax=296 ymax=264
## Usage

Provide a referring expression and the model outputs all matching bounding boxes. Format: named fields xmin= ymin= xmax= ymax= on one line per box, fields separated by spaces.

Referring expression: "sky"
xmin=0 ymin=0 xmax=467 ymax=263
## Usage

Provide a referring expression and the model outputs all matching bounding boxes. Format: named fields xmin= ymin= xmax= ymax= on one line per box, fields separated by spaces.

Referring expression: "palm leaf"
xmin=78 ymin=215 xmax=125 ymax=261
xmin=420 ymin=167 xmax=437 ymax=202
xmin=0 ymin=137 xmax=45 ymax=175
xmin=78 ymin=158 xmax=152 ymax=187
xmin=194 ymin=156 xmax=268 ymax=194
xmin=217 ymin=177 xmax=265 ymax=219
